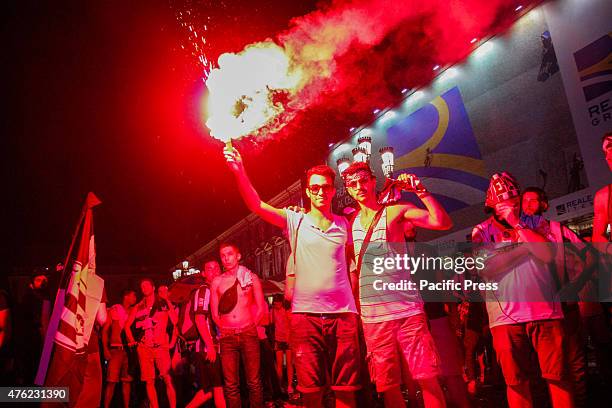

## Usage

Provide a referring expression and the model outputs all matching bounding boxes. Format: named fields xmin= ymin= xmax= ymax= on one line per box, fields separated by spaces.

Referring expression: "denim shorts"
xmin=363 ymin=313 xmax=441 ymax=391
xmin=290 ymin=312 xmax=361 ymax=393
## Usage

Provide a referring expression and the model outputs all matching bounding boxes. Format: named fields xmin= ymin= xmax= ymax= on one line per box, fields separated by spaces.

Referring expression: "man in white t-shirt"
xmin=472 ymin=172 xmax=573 ymax=408
xmin=224 ymin=146 xmax=360 ymax=408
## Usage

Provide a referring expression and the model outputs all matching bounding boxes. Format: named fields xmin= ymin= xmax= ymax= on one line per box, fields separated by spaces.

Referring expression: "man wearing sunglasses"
xmin=342 ymin=161 xmax=453 ymax=408
xmin=224 ymin=146 xmax=360 ymax=408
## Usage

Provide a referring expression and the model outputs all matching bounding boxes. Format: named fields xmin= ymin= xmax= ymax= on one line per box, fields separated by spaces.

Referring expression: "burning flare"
xmin=204 ymin=0 xmax=534 ymax=143
xmin=205 ymin=42 xmax=303 ymax=142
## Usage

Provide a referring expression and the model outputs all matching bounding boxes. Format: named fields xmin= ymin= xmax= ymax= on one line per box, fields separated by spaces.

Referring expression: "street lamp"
xmin=336 ymin=157 xmax=351 ymax=176
xmin=379 ymin=146 xmax=395 ymax=178
xmin=357 ymin=136 xmax=372 ymax=161
xmin=352 ymin=147 xmax=369 ymax=163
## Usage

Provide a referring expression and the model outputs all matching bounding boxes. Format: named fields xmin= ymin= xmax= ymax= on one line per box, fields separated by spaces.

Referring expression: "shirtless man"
xmin=593 ymin=131 xmax=612 ymax=306
xmin=210 ymin=242 xmax=265 ymax=408
xmin=125 ymin=278 xmax=177 ymax=408
xmin=224 ymin=146 xmax=361 ymax=408
xmin=342 ymin=161 xmax=453 ymax=408
xmin=593 ymin=132 xmax=612 ymax=246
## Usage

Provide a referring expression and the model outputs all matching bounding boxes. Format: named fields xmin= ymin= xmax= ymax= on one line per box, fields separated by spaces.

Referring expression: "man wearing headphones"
xmin=471 ymin=173 xmax=573 ymax=408
xmin=521 ymin=187 xmax=591 ymax=407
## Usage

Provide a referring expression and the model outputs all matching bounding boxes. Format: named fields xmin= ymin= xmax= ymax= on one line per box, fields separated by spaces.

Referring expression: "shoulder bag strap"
xmin=292 ymin=216 xmax=304 ymax=268
xmin=355 ymin=207 xmax=386 ymax=281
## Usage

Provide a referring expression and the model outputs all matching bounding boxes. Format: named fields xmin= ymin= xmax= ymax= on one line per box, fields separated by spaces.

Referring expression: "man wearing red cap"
xmin=471 ymin=172 xmax=574 ymax=408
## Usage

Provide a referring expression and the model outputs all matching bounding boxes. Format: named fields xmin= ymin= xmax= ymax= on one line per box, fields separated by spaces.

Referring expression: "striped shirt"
xmin=177 ymin=285 xmax=217 ymax=352
xmin=352 ymin=208 xmax=423 ymax=324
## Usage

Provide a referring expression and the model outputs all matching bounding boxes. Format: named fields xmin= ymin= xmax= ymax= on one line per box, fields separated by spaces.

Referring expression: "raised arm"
xmin=396 ymin=174 xmax=452 ymax=230
xmin=224 ymin=146 xmax=287 ymax=229
xmin=498 ymin=202 xmax=554 ymax=263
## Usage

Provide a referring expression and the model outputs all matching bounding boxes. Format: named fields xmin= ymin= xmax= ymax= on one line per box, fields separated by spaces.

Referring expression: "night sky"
xmin=3 ymin=0 xmax=321 ymax=269
xmin=3 ymin=0 xmax=530 ymax=272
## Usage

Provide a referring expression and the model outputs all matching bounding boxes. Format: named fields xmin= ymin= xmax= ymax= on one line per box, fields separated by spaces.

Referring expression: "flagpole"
xmin=34 ymin=195 xmax=90 ymax=385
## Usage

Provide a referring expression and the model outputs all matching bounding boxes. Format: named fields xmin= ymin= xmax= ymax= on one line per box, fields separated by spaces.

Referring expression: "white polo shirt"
xmin=285 ymin=209 xmax=357 ymax=314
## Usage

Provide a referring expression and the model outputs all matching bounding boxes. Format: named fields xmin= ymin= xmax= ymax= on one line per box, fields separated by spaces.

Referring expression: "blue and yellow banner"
xmin=573 ymin=32 xmax=612 ymax=102
xmin=387 ymin=86 xmax=488 ymax=211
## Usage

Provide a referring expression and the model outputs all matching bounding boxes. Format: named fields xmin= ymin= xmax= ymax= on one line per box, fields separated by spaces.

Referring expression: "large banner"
xmin=388 ymin=86 xmax=488 ymax=212
xmin=544 ymin=0 xmax=612 ymax=188
xmin=330 ymin=86 xmax=488 ymax=215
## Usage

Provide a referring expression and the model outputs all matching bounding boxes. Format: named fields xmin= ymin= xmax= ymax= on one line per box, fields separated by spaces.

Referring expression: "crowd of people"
xmin=0 ymin=132 xmax=611 ymax=408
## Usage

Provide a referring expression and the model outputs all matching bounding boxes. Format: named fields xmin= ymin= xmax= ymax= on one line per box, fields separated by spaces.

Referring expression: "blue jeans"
xmin=219 ymin=326 xmax=263 ymax=408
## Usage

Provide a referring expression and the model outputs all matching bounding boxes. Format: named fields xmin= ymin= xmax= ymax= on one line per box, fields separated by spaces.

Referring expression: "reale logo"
xmin=574 ymin=33 xmax=612 ymax=104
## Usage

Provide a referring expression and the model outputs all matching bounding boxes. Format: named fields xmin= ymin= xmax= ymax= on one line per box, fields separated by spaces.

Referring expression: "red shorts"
xmin=107 ymin=347 xmax=132 ymax=383
xmin=137 ymin=345 xmax=171 ymax=381
xmin=491 ymin=319 xmax=565 ymax=386
xmin=290 ymin=313 xmax=361 ymax=393
xmin=363 ymin=313 xmax=441 ymax=392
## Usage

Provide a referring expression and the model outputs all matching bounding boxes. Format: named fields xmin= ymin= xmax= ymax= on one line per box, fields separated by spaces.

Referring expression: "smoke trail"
xmin=205 ymin=0 xmax=538 ymax=142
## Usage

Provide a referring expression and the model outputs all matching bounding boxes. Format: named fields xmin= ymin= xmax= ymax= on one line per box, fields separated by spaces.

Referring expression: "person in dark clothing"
xmin=0 ymin=288 xmax=14 ymax=386
xmin=16 ymin=269 xmax=50 ymax=384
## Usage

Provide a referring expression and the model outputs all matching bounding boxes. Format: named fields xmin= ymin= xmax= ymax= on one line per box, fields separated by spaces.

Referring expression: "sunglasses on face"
xmin=345 ymin=176 xmax=372 ymax=189
xmin=308 ymin=184 xmax=334 ymax=194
